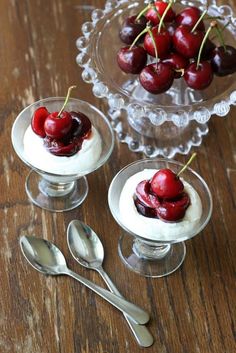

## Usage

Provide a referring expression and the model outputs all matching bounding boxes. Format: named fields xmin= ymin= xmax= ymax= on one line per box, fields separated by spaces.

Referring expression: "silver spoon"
xmin=20 ymin=235 xmax=150 ymax=325
xmin=67 ymin=220 xmax=154 ymax=347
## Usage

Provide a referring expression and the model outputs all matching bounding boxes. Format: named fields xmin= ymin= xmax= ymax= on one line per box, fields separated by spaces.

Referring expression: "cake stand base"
xmin=25 ymin=170 xmax=88 ymax=212
xmin=109 ymin=109 xmax=209 ymax=158
xmin=118 ymin=233 xmax=186 ymax=278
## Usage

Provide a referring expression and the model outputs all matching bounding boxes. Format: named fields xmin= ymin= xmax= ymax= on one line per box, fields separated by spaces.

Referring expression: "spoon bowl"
xmin=20 ymin=236 xmax=67 ymax=275
xmin=67 ymin=220 xmax=104 ymax=269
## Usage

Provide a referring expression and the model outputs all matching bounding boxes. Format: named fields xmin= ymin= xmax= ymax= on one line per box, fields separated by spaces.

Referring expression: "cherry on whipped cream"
xmin=44 ymin=111 xmax=73 ymax=139
xmin=31 ymin=107 xmax=50 ymax=138
xmin=134 ymin=179 xmax=190 ymax=222
xmin=151 ymin=169 xmax=184 ymax=199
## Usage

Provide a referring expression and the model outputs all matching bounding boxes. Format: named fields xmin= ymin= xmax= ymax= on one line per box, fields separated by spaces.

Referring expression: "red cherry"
xmin=139 ymin=63 xmax=174 ymax=94
xmin=162 ymin=53 xmax=189 ymax=78
xmin=117 ymin=46 xmax=147 ymax=74
xmin=150 ymin=169 xmax=184 ymax=199
xmin=136 ymin=180 xmax=160 ymax=208
xmin=44 ymin=111 xmax=72 ymax=139
xmin=176 ymin=7 xmax=205 ymax=31
xmin=119 ymin=15 xmax=147 ymax=45
xmin=184 ymin=61 xmax=213 ymax=90
xmin=211 ymin=45 xmax=236 ymax=76
xmin=146 ymin=1 xmax=176 ymax=25
xmin=173 ymin=25 xmax=204 ymax=58
xmin=144 ymin=28 xmax=171 ymax=59
xmin=31 ymin=107 xmax=49 ymax=137
xmin=156 ymin=192 xmax=190 ymax=221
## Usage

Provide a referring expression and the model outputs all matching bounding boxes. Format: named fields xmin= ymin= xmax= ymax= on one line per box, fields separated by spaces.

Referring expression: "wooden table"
xmin=0 ymin=0 xmax=235 ymax=352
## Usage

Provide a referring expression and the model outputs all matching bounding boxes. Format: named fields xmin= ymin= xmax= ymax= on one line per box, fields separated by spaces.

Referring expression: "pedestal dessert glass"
xmin=12 ymin=97 xmax=114 ymax=212
xmin=108 ymin=159 xmax=212 ymax=277
xmin=76 ymin=0 xmax=236 ymax=158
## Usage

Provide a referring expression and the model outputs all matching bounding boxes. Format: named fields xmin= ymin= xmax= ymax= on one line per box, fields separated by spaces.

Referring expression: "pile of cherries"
xmin=117 ymin=1 xmax=236 ymax=94
xmin=134 ymin=154 xmax=196 ymax=222
xmin=31 ymin=87 xmax=92 ymax=157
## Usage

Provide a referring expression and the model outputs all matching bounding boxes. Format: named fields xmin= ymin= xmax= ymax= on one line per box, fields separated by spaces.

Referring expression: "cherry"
xmin=139 ymin=62 xmax=174 ymax=94
xmin=31 ymin=107 xmax=49 ymax=138
xmin=119 ymin=15 xmax=147 ymax=45
xmin=151 ymin=169 xmax=184 ymax=199
xmin=43 ymin=85 xmax=76 ymax=140
xmin=176 ymin=7 xmax=205 ymax=31
xmin=173 ymin=25 xmax=204 ymax=58
xmin=211 ymin=45 xmax=236 ymax=76
xmin=44 ymin=111 xmax=92 ymax=156
xmin=117 ymin=46 xmax=147 ymax=74
xmin=44 ymin=111 xmax=72 ymax=139
xmin=166 ymin=22 xmax=177 ymax=36
xmin=184 ymin=61 xmax=213 ymax=90
xmin=146 ymin=1 xmax=175 ymax=26
xmin=156 ymin=192 xmax=190 ymax=221
xmin=144 ymin=27 xmax=171 ymax=58
xmin=162 ymin=53 xmax=189 ymax=78
xmin=134 ymin=197 xmax=157 ymax=218
xmin=136 ymin=180 xmax=160 ymax=208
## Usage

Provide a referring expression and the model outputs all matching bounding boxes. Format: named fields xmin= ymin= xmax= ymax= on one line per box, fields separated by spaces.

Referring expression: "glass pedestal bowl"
xmin=76 ymin=0 xmax=236 ymax=158
xmin=108 ymin=159 xmax=212 ymax=277
xmin=12 ymin=98 xmax=114 ymax=212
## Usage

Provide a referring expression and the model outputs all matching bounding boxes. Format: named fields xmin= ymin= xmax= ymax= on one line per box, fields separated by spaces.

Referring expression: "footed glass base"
xmin=25 ymin=170 xmax=88 ymax=212
xmin=118 ymin=233 xmax=186 ymax=278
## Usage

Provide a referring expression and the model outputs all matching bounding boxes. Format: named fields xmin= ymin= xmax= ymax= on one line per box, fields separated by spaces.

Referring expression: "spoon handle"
xmin=65 ymin=269 xmax=149 ymax=325
xmin=97 ymin=267 xmax=154 ymax=347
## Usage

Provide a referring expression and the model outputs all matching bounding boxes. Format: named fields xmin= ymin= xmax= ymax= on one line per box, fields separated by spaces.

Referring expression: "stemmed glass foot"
xmin=25 ymin=170 xmax=88 ymax=212
xmin=118 ymin=233 xmax=186 ymax=278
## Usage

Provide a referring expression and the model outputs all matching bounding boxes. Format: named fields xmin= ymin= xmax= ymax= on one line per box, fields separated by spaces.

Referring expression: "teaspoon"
xmin=67 ymin=220 xmax=154 ymax=347
xmin=19 ymin=235 xmax=149 ymax=325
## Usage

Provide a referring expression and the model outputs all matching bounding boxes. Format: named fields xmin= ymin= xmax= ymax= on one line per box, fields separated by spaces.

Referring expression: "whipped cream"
xmin=119 ymin=169 xmax=202 ymax=241
xmin=23 ymin=125 xmax=102 ymax=175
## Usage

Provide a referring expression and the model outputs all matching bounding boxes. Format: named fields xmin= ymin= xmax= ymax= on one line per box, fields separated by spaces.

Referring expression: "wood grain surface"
xmin=0 ymin=0 xmax=235 ymax=352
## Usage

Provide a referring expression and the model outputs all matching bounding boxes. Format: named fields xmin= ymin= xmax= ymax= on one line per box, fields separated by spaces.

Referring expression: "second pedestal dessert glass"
xmin=12 ymin=97 xmax=114 ymax=212
xmin=108 ymin=159 xmax=212 ymax=278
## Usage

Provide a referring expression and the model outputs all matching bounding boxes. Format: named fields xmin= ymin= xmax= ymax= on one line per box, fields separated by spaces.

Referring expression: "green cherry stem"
xmin=158 ymin=0 xmax=173 ymax=33
xmin=147 ymin=27 xmax=159 ymax=64
xmin=210 ymin=20 xmax=230 ymax=41
xmin=129 ymin=25 xmax=149 ymax=49
xmin=196 ymin=21 xmax=216 ymax=69
xmin=214 ymin=24 xmax=227 ymax=51
xmin=191 ymin=9 xmax=207 ymax=33
xmin=57 ymin=85 xmax=76 ymax=117
xmin=136 ymin=4 xmax=151 ymax=20
xmin=177 ymin=153 xmax=197 ymax=177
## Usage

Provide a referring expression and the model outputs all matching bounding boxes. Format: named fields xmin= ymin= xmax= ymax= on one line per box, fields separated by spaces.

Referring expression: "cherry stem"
xmin=210 ymin=20 xmax=230 ymax=41
xmin=175 ymin=68 xmax=185 ymax=76
xmin=205 ymin=15 xmax=223 ymax=20
xmin=153 ymin=5 xmax=164 ymax=26
xmin=191 ymin=9 xmax=207 ymax=33
xmin=129 ymin=26 xmax=149 ymax=49
xmin=158 ymin=0 xmax=173 ymax=33
xmin=196 ymin=21 xmax=216 ymax=69
xmin=177 ymin=153 xmax=197 ymax=177
xmin=214 ymin=25 xmax=227 ymax=51
xmin=57 ymin=85 xmax=76 ymax=117
xmin=136 ymin=4 xmax=151 ymax=20
xmin=147 ymin=27 xmax=159 ymax=64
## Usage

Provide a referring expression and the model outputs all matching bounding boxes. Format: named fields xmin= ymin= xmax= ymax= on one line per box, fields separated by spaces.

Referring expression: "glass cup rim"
xmin=108 ymin=158 xmax=213 ymax=244
xmin=11 ymin=97 xmax=115 ymax=178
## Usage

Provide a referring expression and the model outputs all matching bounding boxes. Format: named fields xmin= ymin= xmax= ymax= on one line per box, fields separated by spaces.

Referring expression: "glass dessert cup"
xmin=108 ymin=159 xmax=212 ymax=277
xmin=77 ymin=0 xmax=236 ymax=158
xmin=12 ymin=97 xmax=114 ymax=212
